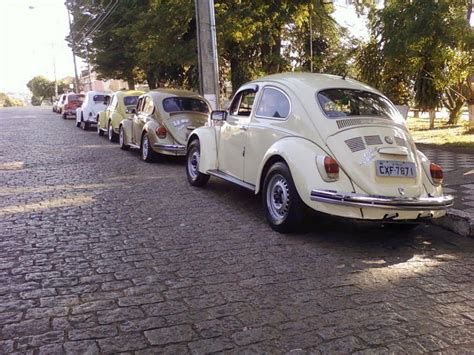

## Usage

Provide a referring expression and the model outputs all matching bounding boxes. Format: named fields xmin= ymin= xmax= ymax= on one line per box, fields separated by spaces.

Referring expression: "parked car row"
xmin=61 ymin=73 xmax=454 ymax=232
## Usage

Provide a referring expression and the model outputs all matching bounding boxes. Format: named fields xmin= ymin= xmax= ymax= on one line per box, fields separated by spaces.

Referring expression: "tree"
xmin=26 ymin=76 xmax=55 ymax=104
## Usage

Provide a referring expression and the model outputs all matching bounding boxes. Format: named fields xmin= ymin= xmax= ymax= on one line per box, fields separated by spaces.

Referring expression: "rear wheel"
xmin=186 ymin=140 xmax=209 ymax=187
xmin=76 ymin=120 xmax=81 ymax=128
xmin=262 ymin=162 xmax=306 ymax=233
xmin=97 ymin=120 xmax=104 ymax=136
xmin=119 ymin=126 xmax=129 ymax=150
xmin=141 ymin=133 xmax=156 ymax=162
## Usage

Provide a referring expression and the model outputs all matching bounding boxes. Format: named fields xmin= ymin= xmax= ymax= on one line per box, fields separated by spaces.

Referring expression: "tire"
xmin=119 ymin=126 xmax=129 ymax=150
xmin=140 ymin=133 xmax=156 ymax=162
xmin=262 ymin=162 xmax=306 ymax=233
xmin=62 ymin=113 xmax=67 ymax=120
xmin=186 ymin=139 xmax=210 ymax=187
xmin=108 ymin=121 xmax=117 ymax=142
xmin=82 ymin=121 xmax=89 ymax=131
xmin=76 ymin=120 xmax=81 ymax=128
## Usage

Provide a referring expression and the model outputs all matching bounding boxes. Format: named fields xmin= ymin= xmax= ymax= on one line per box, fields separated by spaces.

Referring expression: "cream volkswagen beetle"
xmin=186 ymin=73 xmax=453 ymax=232
xmin=119 ymin=89 xmax=210 ymax=162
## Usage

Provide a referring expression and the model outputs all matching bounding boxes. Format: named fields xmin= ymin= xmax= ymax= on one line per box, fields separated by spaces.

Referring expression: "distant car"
xmin=61 ymin=93 xmax=85 ymax=119
xmin=75 ymin=91 xmax=110 ymax=130
xmin=56 ymin=94 xmax=66 ymax=114
xmin=186 ymin=73 xmax=453 ymax=232
xmin=52 ymin=97 xmax=60 ymax=112
xmin=97 ymin=90 xmax=144 ymax=141
xmin=119 ymin=89 xmax=210 ymax=162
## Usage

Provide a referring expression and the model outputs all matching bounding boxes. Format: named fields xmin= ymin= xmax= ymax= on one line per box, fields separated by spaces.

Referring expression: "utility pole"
xmin=195 ymin=0 xmax=220 ymax=110
xmin=66 ymin=1 xmax=80 ymax=93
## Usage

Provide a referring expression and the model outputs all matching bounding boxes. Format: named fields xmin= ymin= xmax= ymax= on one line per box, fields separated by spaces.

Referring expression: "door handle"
xmin=240 ymin=126 xmax=248 ymax=131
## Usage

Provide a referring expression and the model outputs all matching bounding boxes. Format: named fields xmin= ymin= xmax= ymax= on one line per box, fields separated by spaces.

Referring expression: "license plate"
xmin=376 ymin=160 xmax=416 ymax=177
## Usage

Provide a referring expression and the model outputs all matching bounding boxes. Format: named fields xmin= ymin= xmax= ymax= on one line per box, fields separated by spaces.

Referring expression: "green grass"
xmin=406 ymin=116 xmax=474 ymax=149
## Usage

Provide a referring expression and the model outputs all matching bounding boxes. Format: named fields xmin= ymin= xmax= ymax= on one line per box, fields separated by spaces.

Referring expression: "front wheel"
xmin=97 ymin=121 xmax=104 ymax=136
xmin=119 ymin=126 xmax=129 ymax=150
xmin=262 ymin=162 xmax=306 ymax=233
xmin=141 ymin=134 xmax=156 ymax=162
xmin=76 ymin=120 xmax=81 ymax=128
xmin=186 ymin=140 xmax=209 ymax=187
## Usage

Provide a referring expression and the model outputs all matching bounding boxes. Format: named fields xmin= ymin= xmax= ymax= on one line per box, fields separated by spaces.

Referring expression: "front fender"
xmin=97 ymin=111 xmax=107 ymax=129
xmin=255 ymin=137 xmax=356 ymax=215
xmin=187 ymin=126 xmax=218 ymax=173
xmin=120 ymin=119 xmax=133 ymax=145
xmin=110 ymin=112 xmax=124 ymax=132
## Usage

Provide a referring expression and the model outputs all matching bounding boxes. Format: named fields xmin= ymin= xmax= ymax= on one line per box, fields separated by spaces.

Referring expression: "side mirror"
xmin=211 ymin=110 xmax=227 ymax=121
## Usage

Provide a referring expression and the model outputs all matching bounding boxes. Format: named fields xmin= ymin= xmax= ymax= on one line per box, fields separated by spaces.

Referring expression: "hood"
xmin=162 ymin=112 xmax=208 ymax=145
xmin=326 ymin=125 xmax=424 ymax=198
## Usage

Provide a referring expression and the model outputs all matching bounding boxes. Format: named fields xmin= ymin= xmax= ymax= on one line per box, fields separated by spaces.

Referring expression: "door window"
xmin=143 ymin=97 xmax=155 ymax=115
xmin=229 ymin=89 xmax=256 ymax=117
xmin=109 ymin=95 xmax=118 ymax=110
xmin=255 ymin=87 xmax=290 ymax=119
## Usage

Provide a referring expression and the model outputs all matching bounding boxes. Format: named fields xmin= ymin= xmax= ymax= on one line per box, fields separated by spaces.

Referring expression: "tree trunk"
xmin=429 ymin=109 xmax=436 ymax=130
xmin=127 ymin=78 xmax=135 ymax=90
xmin=469 ymin=104 xmax=474 ymax=132
xmin=447 ymin=100 xmax=464 ymax=125
xmin=414 ymin=109 xmax=419 ymax=118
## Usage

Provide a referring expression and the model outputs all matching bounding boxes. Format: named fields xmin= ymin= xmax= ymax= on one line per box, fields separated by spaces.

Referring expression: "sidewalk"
xmin=417 ymin=144 xmax=474 ymax=237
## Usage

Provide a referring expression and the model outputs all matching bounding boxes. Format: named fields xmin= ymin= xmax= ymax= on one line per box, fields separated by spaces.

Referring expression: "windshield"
xmin=163 ymin=97 xmax=209 ymax=113
xmin=317 ymin=89 xmax=404 ymax=124
xmin=124 ymin=96 xmax=139 ymax=106
xmin=69 ymin=94 xmax=84 ymax=102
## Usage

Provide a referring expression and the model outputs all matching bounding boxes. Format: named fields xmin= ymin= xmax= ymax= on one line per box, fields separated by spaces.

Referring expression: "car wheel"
xmin=108 ymin=122 xmax=117 ymax=142
xmin=263 ymin=162 xmax=305 ymax=233
xmin=62 ymin=113 xmax=67 ymax=120
xmin=76 ymin=120 xmax=81 ymax=128
xmin=141 ymin=133 xmax=156 ymax=162
xmin=82 ymin=121 xmax=89 ymax=131
xmin=186 ymin=139 xmax=209 ymax=187
xmin=119 ymin=126 xmax=129 ymax=150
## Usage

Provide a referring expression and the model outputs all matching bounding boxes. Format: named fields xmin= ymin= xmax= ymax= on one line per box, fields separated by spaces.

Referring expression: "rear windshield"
xmin=93 ymin=95 xmax=107 ymax=102
xmin=317 ymin=89 xmax=403 ymax=123
xmin=69 ymin=94 xmax=85 ymax=102
xmin=124 ymin=96 xmax=139 ymax=106
xmin=162 ymin=97 xmax=209 ymax=113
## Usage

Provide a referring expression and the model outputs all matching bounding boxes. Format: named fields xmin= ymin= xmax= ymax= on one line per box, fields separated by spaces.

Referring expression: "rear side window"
xmin=162 ymin=97 xmax=209 ymax=113
xmin=124 ymin=96 xmax=139 ymax=106
xmin=255 ymin=87 xmax=290 ymax=119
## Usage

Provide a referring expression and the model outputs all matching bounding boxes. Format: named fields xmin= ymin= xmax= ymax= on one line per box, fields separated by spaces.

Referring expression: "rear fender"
xmin=187 ymin=127 xmax=218 ymax=173
xmin=255 ymin=137 xmax=354 ymax=207
xmin=120 ymin=119 xmax=133 ymax=145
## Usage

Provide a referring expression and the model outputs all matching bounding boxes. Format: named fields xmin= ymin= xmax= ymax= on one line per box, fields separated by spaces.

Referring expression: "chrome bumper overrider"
xmin=153 ymin=143 xmax=186 ymax=152
xmin=310 ymin=189 xmax=454 ymax=210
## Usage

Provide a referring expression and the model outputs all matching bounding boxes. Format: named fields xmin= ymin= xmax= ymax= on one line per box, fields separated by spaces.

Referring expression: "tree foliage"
xmin=26 ymin=76 xmax=55 ymax=104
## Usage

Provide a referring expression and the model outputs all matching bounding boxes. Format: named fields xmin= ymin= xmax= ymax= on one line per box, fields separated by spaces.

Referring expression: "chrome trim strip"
xmin=310 ymin=189 xmax=453 ymax=210
xmin=152 ymin=143 xmax=186 ymax=152
xmin=207 ymin=169 xmax=255 ymax=191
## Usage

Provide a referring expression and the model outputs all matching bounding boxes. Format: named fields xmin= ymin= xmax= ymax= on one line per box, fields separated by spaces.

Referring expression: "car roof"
xmin=145 ymin=89 xmax=204 ymax=101
xmin=251 ymin=72 xmax=382 ymax=96
xmin=113 ymin=90 xmax=144 ymax=98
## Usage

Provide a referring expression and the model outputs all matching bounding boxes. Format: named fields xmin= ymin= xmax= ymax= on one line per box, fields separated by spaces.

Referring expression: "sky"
xmin=0 ymin=0 xmax=367 ymax=95
xmin=0 ymin=0 xmax=85 ymax=94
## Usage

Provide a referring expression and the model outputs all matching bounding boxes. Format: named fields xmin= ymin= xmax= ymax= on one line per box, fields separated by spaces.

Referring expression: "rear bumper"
xmin=310 ymin=189 xmax=454 ymax=211
xmin=152 ymin=143 xmax=186 ymax=152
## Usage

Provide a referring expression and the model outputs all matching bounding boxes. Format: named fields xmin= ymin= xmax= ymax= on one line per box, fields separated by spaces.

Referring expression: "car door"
xmin=217 ymin=87 xmax=256 ymax=179
xmin=135 ymin=96 xmax=154 ymax=143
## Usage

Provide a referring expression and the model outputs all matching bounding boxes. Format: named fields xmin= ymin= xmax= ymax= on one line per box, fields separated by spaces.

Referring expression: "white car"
xmin=186 ymin=73 xmax=453 ymax=232
xmin=76 ymin=91 xmax=110 ymax=130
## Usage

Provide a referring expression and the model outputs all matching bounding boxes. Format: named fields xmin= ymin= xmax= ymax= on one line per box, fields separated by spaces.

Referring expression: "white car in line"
xmin=76 ymin=91 xmax=110 ymax=130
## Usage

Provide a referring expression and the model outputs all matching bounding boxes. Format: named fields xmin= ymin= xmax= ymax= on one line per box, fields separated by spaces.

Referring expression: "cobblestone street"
xmin=0 ymin=107 xmax=473 ymax=354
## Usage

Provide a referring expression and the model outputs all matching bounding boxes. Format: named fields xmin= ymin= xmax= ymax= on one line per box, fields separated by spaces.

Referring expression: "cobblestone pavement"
xmin=0 ymin=107 xmax=473 ymax=354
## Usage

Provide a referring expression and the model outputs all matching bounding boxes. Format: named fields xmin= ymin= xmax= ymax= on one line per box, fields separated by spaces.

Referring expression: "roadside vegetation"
xmin=0 ymin=93 xmax=24 ymax=107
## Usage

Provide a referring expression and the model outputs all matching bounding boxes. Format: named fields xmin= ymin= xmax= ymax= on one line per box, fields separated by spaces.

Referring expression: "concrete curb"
xmin=432 ymin=208 xmax=474 ymax=238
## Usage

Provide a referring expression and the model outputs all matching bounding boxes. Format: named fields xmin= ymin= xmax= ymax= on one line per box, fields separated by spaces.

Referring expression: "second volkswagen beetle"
xmin=118 ymin=89 xmax=210 ymax=162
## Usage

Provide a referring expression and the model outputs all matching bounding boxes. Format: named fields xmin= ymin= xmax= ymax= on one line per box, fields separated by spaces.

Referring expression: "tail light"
xmin=155 ymin=126 xmax=167 ymax=139
xmin=324 ymin=156 xmax=339 ymax=180
xmin=430 ymin=163 xmax=443 ymax=185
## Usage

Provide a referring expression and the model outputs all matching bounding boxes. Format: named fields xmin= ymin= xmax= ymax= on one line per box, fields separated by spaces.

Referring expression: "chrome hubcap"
xmin=108 ymin=124 xmax=113 ymax=140
xmin=142 ymin=136 xmax=149 ymax=159
xmin=188 ymin=148 xmax=200 ymax=179
xmin=119 ymin=128 xmax=124 ymax=146
xmin=266 ymin=174 xmax=290 ymax=222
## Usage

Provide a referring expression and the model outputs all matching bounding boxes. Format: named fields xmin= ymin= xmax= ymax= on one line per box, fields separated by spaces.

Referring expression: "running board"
xmin=129 ymin=143 xmax=140 ymax=149
xmin=207 ymin=170 xmax=255 ymax=191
